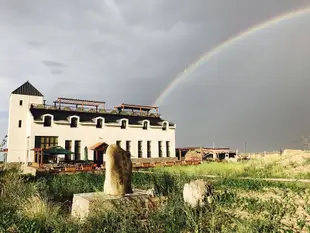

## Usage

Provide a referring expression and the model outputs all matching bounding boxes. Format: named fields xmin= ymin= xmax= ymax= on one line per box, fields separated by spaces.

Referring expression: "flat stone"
xmin=71 ymin=189 xmax=155 ymax=220
xmin=21 ymin=164 xmax=37 ymax=176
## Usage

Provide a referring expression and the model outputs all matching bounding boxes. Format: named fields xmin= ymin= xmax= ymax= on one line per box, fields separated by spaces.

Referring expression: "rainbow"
xmin=154 ymin=7 xmax=310 ymax=106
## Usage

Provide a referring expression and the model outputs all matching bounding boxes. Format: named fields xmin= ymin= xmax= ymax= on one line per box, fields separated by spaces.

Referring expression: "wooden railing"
xmin=35 ymin=159 xmax=202 ymax=174
xmin=31 ymin=104 xmax=161 ymax=118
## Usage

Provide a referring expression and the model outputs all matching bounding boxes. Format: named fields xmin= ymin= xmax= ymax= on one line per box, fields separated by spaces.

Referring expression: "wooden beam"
xmin=96 ymin=151 xmax=98 ymax=165
xmin=40 ymin=151 xmax=43 ymax=166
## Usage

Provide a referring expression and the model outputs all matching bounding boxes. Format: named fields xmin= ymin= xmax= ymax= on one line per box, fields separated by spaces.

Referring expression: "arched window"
xmin=121 ymin=120 xmax=127 ymax=129
xmin=162 ymin=122 xmax=167 ymax=131
xmin=43 ymin=116 xmax=52 ymax=127
xmin=71 ymin=117 xmax=78 ymax=128
xmin=96 ymin=119 xmax=103 ymax=128
xmin=143 ymin=121 xmax=148 ymax=130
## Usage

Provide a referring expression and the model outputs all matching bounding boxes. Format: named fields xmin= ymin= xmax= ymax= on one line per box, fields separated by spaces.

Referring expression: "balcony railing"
xmin=30 ymin=104 xmax=161 ymax=118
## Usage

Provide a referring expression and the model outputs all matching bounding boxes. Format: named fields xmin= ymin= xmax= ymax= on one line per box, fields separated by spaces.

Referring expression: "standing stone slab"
xmin=71 ymin=144 xmax=162 ymax=219
xmin=104 ymin=144 xmax=133 ymax=195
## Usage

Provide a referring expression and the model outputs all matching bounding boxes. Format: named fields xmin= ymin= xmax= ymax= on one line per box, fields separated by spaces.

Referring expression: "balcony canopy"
xmin=89 ymin=142 xmax=109 ymax=151
xmin=114 ymin=103 xmax=158 ymax=112
xmin=55 ymin=97 xmax=106 ymax=107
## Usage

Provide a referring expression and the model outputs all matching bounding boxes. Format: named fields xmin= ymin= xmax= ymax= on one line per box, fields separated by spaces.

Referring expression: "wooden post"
xmin=96 ymin=151 xmax=98 ymax=166
xmin=178 ymin=149 xmax=181 ymax=160
xmin=200 ymin=147 xmax=203 ymax=161
xmin=40 ymin=151 xmax=43 ymax=167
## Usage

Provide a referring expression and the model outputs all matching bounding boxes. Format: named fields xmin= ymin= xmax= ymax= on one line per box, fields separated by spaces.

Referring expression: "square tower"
xmin=7 ymin=81 xmax=44 ymax=163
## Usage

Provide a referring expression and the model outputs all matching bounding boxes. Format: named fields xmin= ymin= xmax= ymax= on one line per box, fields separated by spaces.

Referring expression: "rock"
xmin=183 ymin=179 xmax=213 ymax=208
xmin=72 ymin=190 xmax=154 ymax=220
xmin=103 ymin=144 xmax=133 ymax=195
xmin=21 ymin=164 xmax=37 ymax=176
xmin=146 ymin=188 xmax=156 ymax=197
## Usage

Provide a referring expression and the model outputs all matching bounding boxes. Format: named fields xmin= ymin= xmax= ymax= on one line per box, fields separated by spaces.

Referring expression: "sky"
xmin=1 ymin=0 xmax=310 ymax=152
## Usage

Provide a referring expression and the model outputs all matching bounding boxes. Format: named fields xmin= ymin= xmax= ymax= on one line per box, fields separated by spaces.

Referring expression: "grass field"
xmin=1 ymin=164 xmax=310 ymax=233
xmin=154 ymin=150 xmax=310 ymax=179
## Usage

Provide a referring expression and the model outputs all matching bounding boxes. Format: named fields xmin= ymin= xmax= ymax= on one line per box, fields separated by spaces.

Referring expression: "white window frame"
xmin=69 ymin=115 xmax=80 ymax=128
xmin=95 ymin=117 xmax=105 ymax=128
xmin=42 ymin=114 xmax=54 ymax=127
xmin=142 ymin=120 xmax=150 ymax=130
xmin=120 ymin=118 xmax=129 ymax=129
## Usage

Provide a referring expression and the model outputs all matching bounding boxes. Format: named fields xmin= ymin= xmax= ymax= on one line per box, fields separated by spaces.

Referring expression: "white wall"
xmin=7 ymin=94 xmax=43 ymax=163
xmin=26 ymin=116 xmax=176 ymax=163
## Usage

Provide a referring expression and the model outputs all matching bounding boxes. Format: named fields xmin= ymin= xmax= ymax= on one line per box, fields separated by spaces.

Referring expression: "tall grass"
xmin=1 ymin=167 xmax=309 ymax=232
xmin=154 ymin=156 xmax=306 ymax=179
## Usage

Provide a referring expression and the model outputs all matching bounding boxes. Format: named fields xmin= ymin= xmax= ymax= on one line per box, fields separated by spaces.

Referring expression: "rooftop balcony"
xmin=30 ymin=103 xmax=161 ymax=118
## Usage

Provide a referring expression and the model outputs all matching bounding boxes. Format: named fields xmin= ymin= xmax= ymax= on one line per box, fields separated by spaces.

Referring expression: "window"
xmin=71 ymin=117 xmax=78 ymax=128
xmin=143 ymin=121 xmax=148 ymax=130
xmin=138 ymin=141 xmax=142 ymax=158
xmin=147 ymin=141 xmax=151 ymax=158
xmin=65 ymin=140 xmax=72 ymax=161
xmin=18 ymin=120 xmax=22 ymax=128
xmin=35 ymin=136 xmax=58 ymax=149
xmin=96 ymin=119 xmax=103 ymax=128
xmin=74 ymin=140 xmax=81 ymax=161
xmin=158 ymin=141 xmax=162 ymax=157
xmin=126 ymin=141 xmax=131 ymax=153
xmin=166 ymin=141 xmax=170 ymax=157
xmin=121 ymin=120 xmax=127 ymax=129
xmin=43 ymin=116 xmax=52 ymax=127
xmin=162 ymin=122 xmax=167 ymax=131
xmin=19 ymin=100 xmax=23 ymax=106
xmin=116 ymin=140 xmax=121 ymax=147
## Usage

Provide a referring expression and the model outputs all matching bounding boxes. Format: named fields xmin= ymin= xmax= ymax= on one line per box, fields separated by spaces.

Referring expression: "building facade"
xmin=7 ymin=81 xmax=176 ymax=163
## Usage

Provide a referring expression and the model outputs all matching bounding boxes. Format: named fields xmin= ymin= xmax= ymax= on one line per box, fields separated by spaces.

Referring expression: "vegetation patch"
xmin=1 ymin=167 xmax=310 ymax=232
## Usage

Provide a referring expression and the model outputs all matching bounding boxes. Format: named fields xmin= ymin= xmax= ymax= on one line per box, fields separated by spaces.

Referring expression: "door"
xmin=93 ymin=150 xmax=104 ymax=166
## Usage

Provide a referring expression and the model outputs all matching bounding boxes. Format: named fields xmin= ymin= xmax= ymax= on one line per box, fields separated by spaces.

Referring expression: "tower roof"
xmin=11 ymin=81 xmax=43 ymax=97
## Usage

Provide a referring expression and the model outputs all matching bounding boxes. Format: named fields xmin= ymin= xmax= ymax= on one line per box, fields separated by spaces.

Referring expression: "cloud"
xmin=0 ymin=0 xmax=310 ymax=151
xmin=42 ymin=61 xmax=66 ymax=75
xmin=42 ymin=61 xmax=66 ymax=68
xmin=26 ymin=40 xmax=44 ymax=48
xmin=50 ymin=69 xmax=64 ymax=75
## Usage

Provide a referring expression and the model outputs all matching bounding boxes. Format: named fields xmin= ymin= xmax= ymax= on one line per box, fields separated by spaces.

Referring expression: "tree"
xmin=0 ymin=135 xmax=7 ymax=163
xmin=302 ymin=136 xmax=310 ymax=151
xmin=84 ymin=146 xmax=88 ymax=161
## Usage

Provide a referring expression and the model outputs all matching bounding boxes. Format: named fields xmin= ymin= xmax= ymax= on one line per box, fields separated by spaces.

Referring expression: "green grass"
xmin=153 ymin=161 xmax=248 ymax=177
xmin=152 ymin=158 xmax=308 ymax=179
xmin=1 ymin=167 xmax=310 ymax=232
xmin=153 ymin=151 xmax=310 ymax=179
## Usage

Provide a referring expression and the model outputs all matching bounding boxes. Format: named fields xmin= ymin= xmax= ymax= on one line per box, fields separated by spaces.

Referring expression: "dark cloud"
xmin=26 ymin=40 xmax=44 ymax=48
xmin=1 ymin=0 xmax=310 ymax=151
xmin=42 ymin=61 xmax=67 ymax=68
xmin=51 ymin=69 xmax=64 ymax=75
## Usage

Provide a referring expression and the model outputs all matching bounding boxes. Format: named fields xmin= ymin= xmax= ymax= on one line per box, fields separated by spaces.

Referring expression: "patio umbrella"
xmin=84 ymin=146 xmax=88 ymax=161
xmin=43 ymin=146 xmax=74 ymax=156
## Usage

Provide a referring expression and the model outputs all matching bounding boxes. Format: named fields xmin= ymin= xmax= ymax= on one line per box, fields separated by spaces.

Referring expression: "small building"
xmin=176 ymin=147 xmax=236 ymax=160
xmin=6 ymin=81 xmax=176 ymax=164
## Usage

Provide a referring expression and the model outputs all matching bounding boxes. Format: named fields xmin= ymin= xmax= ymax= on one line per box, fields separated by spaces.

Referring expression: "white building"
xmin=7 ymin=81 xmax=176 ymax=164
